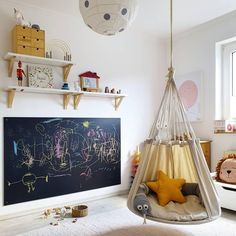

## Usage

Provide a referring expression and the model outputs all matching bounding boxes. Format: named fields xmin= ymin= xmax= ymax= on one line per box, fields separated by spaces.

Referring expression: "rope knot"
xmin=166 ymin=67 xmax=175 ymax=80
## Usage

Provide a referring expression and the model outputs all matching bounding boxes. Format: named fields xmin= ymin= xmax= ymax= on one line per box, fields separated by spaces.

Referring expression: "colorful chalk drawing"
xmin=4 ymin=118 xmax=121 ymax=205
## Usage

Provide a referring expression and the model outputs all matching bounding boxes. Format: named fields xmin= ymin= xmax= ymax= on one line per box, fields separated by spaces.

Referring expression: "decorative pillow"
xmin=181 ymin=183 xmax=200 ymax=197
xmin=216 ymin=154 xmax=236 ymax=184
xmin=146 ymin=170 xmax=186 ymax=206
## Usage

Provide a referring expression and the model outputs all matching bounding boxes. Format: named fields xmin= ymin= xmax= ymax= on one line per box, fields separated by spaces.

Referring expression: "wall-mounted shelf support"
xmin=6 ymin=86 xmax=75 ymax=109
xmin=63 ymin=64 xmax=73 ymax=82
xmin=74 ymin=94 xmax=82 ymax=109
xmin=63 ymin=94 xmax=72 ymax=110
xmin=7 ymin=89 xmax=16 ymax=108
xmin=115 ymin=96 xmax=124 ymax=111
xmin=8 ymin=57 xmax=16 ymax=77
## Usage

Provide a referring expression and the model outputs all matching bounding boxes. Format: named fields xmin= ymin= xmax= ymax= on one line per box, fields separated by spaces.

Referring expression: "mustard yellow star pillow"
xmin=146 ymin=170 xmax=186 ymax=206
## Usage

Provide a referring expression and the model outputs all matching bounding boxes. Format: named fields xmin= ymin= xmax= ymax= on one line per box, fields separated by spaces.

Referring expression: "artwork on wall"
xmin=45 ymin=39 xmax=72 ymax=61
xmin=175 ymin=71 xmax=203 ymax=122
xmin=27 ymin=65 xmax=54 ymax=88
xmin=4 ymin=117 xmax=121 ymax=205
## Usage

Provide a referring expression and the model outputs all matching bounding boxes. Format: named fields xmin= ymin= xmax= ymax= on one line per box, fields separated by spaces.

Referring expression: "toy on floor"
xmin=42 ymin=205 xmax=86 ymax=226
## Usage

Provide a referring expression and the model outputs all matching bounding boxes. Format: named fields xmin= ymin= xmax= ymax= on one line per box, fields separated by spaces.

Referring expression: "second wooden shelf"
xmin=6 ymin=86 xmax=126 ymax=110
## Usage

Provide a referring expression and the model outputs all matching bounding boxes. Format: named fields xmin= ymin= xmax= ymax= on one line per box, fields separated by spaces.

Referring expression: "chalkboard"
xmin=4 ymin=117 xmax=121 ymax=205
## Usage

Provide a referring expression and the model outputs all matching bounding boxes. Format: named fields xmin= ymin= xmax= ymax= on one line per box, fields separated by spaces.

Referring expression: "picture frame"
xmin=27 ymin=65 xmax=54 ymax=88
xmin=175 ymin=71 xmax=203 ymax=122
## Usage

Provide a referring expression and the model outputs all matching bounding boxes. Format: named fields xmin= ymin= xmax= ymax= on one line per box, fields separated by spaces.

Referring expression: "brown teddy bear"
xmin=216 ymin=154 xmax=236 ymax=184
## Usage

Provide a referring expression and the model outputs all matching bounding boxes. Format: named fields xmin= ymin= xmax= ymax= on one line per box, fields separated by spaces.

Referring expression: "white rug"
xmin=17 ymin=208 xmax=236 ymax=236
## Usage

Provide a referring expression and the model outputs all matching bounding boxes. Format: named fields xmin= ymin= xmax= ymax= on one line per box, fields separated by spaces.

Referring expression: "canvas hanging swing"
xmin=127 ymin=0 xmax=221 ymax=224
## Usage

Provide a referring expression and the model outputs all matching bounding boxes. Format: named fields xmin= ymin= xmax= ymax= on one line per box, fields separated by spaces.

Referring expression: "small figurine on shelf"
xmin=105 ymin=86 xmax=109 ymax=93
xmin=117 ymin=89 xmax=121 ymax=94
xmin=31 ymin=24 xmax=40 ymax=30
xmin=14 ymin=8 xmax=31 ymax=27
xmin=61 ymin=82 xmax=70 ymax=90
xmin=110 ymin=88 xmax=115 ymax=94
xmin=16 ymin=61 xmax=26 ymax=86
xmin=74 ymin=81 xmax=81 ymax=91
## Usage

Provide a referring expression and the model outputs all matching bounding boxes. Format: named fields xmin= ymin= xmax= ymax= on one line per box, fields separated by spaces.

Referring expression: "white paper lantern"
xmin=79 ymin=0 xmax=139 ymax=36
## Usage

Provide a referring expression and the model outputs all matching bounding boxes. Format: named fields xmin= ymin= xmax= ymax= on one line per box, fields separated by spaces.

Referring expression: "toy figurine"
xmin=16 ymin=61 xmax=26 ymax=86
xmin=110 ymin=88 xmax=115 ymax=93
xmin=105 ymin=86 xmax=109 ymax=93
xmin=61 ymin=82 xmax=70 ymax=90
xmin=14 ymin=8 xmax=31 ymax=27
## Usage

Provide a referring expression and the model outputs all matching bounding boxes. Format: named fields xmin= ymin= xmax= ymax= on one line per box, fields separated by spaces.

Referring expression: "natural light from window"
xmin=215 ymin=39 xmax=236 ymax=120
xmin=231 ymin=51 xmax=236 ymax=118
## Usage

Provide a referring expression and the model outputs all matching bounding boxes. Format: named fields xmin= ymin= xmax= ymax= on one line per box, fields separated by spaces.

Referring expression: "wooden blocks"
xmin=12 ymin=25 xmax=45 ymax=57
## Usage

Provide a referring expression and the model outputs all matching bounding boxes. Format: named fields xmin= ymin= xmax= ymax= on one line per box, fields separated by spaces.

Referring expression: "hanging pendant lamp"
xmin=79 ymin=0 xmax=139 ymax=36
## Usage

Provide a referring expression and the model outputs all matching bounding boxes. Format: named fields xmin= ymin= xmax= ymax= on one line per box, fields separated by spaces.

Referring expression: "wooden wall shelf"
xmin=4 ymin=53 xmax=126 ymax=110
xmin=4 ymin=52 xmax=75 ymax=81
xmin=80 ymin=91 xmax=126 ymax=111
xmin=214 ymin=131 xmax=236 ymax=134
xmin=6 ymin=86 xmax=126 ymax=110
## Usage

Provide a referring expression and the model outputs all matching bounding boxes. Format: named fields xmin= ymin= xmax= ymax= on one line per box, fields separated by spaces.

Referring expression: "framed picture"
xmin=28 ymin=65 xmax=54 ymax=88
xmin=79 ymin=71 xmax=100 ymax=92
xmin=175 ymin=71 xmax=203 ymax=122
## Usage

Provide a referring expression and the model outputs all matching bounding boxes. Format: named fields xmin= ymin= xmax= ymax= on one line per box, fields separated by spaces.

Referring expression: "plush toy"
xmin=216 ymin=154 xmax=236 ymax=184
xmin=133 ymin=183 xmax=151 ymax=224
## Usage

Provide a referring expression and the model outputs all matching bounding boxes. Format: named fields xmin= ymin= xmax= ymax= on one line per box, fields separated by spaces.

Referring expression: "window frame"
xmin=222 ymin=42 xmax=236 ymax=119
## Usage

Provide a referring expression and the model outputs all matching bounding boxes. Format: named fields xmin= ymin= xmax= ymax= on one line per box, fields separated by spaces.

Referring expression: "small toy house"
xmin=79 ymin=71 xmax=100 ymax=92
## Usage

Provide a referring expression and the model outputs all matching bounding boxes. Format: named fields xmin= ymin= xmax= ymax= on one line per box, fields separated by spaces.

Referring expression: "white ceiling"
xmin=17 ymin=0 xmax=236 ymax=37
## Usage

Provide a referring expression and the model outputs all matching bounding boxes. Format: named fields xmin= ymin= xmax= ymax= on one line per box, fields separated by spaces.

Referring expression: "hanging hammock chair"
xmin=127 ymin=0 xmax=221 ymax=225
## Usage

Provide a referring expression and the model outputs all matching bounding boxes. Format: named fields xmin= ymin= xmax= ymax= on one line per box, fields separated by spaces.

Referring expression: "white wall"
xmin=173 ymin=11 xmax=236 ymax=171
xmin=0 ymin=0 xmax=167 ymax=217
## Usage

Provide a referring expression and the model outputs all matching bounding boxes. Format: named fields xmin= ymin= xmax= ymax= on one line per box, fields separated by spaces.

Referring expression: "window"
xmin=216 ymin=40 xmax=236 ymax=120
xmin=232 ymin=51 xmax=236 ymax=117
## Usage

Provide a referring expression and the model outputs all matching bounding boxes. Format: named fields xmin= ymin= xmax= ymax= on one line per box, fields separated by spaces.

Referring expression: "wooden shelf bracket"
xmin=63 ymin=64 xmax=73 ymax=82
xmin=63 ymin=93 xmax=72 ymax=109
xmin=7 ymin=89 xmax=16 ymax=108
xmin=73 ymin=94 xmax=82 ymax=110
xmin=8 ymin=57 xmax=16 ymax=77
xmin=114 ymin=96 xmax=124 ymax=111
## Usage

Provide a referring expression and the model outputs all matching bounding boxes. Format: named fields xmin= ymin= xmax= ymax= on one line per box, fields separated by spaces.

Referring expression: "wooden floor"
xmin=0 ymin=194 xmax=236 ymax=236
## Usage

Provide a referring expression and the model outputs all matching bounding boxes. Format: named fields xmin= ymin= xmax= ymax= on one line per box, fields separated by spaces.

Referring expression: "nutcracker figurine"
xmin=16 ymin=60 xmax=26 ymax=86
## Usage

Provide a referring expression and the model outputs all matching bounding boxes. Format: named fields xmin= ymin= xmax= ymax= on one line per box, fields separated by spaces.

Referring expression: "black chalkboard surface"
xmin=4 ymin=117 xmax=121 ymax=205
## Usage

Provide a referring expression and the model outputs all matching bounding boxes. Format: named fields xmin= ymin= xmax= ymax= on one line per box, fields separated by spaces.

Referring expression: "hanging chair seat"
xmin=139 ymin=190 xmax=208 ymax=222
xmin=132 ymin=182 xmax=208 ymax=223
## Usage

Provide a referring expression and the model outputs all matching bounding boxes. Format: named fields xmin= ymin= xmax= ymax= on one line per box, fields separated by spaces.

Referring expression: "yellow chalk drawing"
xmin=8 ymin=172 xmax=48 ymax=193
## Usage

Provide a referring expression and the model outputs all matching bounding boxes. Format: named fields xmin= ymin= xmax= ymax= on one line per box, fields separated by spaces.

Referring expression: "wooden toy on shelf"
xmin=16 ymin=60 xmax=26 ymax=86
xmin=12 ymin=25 xmax=45 ymax=57
xmin=79 ymin=71 xmax=100 ymax=92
